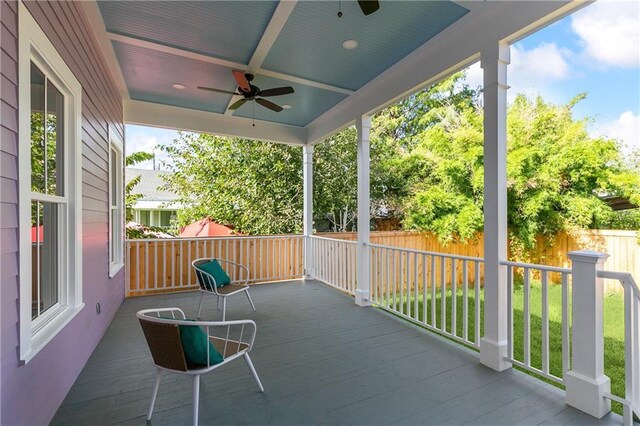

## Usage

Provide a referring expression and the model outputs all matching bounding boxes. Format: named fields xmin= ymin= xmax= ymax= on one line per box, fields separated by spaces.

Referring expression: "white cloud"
xmin=571 ymin=0 xmax=640 ymax=68
xmin=594 ymin=111 xmax=640 ymax=157
xmin=462 ymin=43 xmax=572 ymax=103
xmin=125 ymin=125 xmax=178 ymax=170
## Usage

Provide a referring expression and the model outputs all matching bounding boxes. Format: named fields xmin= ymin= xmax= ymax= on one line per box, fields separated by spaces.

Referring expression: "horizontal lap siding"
xmin=1 ymin=2 xmax=125 ymax=425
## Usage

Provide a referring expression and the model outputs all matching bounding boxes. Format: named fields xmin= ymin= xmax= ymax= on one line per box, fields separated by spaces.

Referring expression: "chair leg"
xmin=147 ymin=369 xmax=162 ymax=420
xmin=245 ymin=289 xmax=257 ymax=312
xmin=244 ymin=353 xmax=264 ymax=392
xmin=192 ymin=375 xmax=200 ymax=426
xmin=222 ymin=297 xmax=227 ymax=321
xmin=197 ymin=292 xmax=204 ymax=318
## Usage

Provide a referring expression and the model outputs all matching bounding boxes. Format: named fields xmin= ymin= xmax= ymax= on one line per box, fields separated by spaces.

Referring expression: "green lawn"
xmin=378 ymin=281 xmax=626 ymax=415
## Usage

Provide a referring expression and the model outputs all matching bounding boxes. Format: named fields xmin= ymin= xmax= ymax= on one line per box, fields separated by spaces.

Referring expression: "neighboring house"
xmin=125 ymin=168 xmax=180 ymax=229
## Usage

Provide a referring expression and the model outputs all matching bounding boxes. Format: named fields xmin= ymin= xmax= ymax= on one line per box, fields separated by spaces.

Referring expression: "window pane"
xmin=31 ymin=201 xmax=59 ymax=318
xmin=111 ymin=149 xmax=118 ymax=206
xmin=111 ymin=209 xmax=118 ymax=263
xmin=160 ymin=211 xmax=172 ymax=227
xmin=139 ymin=210 xmax=150 ymax=226
xmin=30 ymin=63 xmax=46 ymax=194
xmin=46 ymin=79 xmax=64 ymax=196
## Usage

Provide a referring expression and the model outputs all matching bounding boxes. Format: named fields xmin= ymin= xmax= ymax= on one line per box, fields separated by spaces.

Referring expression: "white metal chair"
xmin=192 ymin=258 xmax=256 ymax=320
xmin=137 ymin=308 xmax=264 ymax=426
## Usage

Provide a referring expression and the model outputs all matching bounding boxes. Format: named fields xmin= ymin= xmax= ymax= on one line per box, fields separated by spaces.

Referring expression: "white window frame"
xmin=18 ymin=3 xmax=84 ymax=363
xmin=108 ymin=127 xmax=125 ymax=277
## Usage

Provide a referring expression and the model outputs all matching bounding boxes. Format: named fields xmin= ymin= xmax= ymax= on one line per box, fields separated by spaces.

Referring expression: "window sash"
xmin=108 ymin=135 xmax=124 ymax=276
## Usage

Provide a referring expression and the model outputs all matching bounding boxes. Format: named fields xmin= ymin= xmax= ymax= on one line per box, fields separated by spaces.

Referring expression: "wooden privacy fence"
xmin=320 ymin=229 xmax=639 ymax=293
xmin=125 ymin=235 xmax=304 ymax=297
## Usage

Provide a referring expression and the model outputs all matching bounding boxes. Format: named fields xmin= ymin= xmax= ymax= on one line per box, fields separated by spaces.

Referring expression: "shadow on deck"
xmin=53 ymin=280 xmax=622 ymax=425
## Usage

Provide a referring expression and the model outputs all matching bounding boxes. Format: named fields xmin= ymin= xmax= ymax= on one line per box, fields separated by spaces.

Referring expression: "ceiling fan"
xmin=358 ymin=0 xmax=379 ymax=16
xmin=198 ymin=70 xmax=294 ymax=112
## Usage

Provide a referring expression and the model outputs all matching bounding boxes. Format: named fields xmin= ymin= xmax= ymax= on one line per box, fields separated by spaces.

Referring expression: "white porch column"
xmin=565 ymin=250 xmax=611 ymax=418
xmin=355 ymin=116 xmax=371 ymax=307
xmin=479 ymin=42 xmax=512 ymax=372
xmin=303 ymin=144 xmax=314 ymax=279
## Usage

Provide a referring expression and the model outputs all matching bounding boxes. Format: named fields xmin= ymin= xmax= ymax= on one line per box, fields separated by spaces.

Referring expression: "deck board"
xmin=52 ymin=280 xmax=623 ymax=425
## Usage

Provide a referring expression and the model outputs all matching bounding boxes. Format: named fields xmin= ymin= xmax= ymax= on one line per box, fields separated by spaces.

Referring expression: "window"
xmin=109 ymin=128 xmax=124 ymax=277
xmin=18 ymin=4 xmax=83 ymax=362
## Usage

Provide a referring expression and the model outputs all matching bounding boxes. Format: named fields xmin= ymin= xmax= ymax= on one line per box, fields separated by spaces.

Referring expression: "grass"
xmin=377 ymin=281 xmax=627 ymax=415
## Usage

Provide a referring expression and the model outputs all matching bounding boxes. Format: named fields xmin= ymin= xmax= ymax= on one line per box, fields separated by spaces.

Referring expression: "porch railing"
xmin=308 ymin=235 xmax=357 ymax=295
xmin=501 ymin=260 xmax=572 ymax=385
xmin=598 ymin=270 xmax=640 ymax=425
xmin=368 ymin=243 xmax=484 ymax=349
xmin=125 ymin=235 xmax=304 ymax=297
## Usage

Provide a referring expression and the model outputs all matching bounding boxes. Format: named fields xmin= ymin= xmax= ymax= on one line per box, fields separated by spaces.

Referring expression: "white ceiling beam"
xmin=107 ymin=32 xmax=248 ymax=70
xmin=79 ymin=2 xmax=130 ymax=99
xmin=305 ymin=0 xmax=588 ymax=144
xmin=106 ymin=30 xmax=354 ymax=97
xmin=124 ymin=99 xmax=307 ymax=146
xmin=225 ymin=0 xmax=299 ymax=114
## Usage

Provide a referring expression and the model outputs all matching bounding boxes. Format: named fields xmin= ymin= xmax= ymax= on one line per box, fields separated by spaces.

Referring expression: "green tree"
xmin=160 ymin=134 xmax=303 ymax=235
xmin=401 ymin=88 xmax=640 ymax=251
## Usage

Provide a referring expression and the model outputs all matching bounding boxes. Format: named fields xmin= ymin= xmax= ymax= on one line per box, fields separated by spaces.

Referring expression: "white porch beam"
xmin=305 ymin=1 xmax=584 ymax=144
xmin=479 ymin=41 xmax=511 ymax=372
xmin=355 ymin=116 xmax=372 ymax=307
xmin=303 ymin=145 xmax=314 ymax=279
xmin=124 ymin=99 xmax=307 ymax=145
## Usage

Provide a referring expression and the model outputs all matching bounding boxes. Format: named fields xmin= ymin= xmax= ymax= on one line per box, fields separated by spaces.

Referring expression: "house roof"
xmin=82 ymin=1 xmax=587 ymax=145
xmin=125 ymin=168 xmax=179 ymax=203
xmin=179 ymin=217 xmax=237 ymax=238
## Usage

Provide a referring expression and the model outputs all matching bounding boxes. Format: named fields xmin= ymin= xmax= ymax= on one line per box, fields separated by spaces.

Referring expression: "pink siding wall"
xmin=1 ymin=2 xmax=125 ymax=424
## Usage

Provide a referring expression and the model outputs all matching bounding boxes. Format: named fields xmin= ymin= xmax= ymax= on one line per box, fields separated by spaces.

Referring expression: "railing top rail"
xmin=126 ymin=234 xmax=304 ymax=243
xmin=500 ymin=260 xmax=571 ymax=274
xmin=366 ymin=242 xmax=484 ymax=262
xmin=310 ymin=235 xmax=357 ymax=244
xmin=597 ymin=270 xmax=640 ymax=298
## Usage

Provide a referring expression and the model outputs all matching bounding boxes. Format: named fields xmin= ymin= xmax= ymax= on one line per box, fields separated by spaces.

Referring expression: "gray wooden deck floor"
xmin=53 ymin=280 xmax=623 ymax=425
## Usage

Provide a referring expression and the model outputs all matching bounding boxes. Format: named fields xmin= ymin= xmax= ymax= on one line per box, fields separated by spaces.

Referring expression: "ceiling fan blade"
xmin=256 ymin=98 xmax=283 ymax=112
xmin=358 ymin=0 xmax=379 ymax=15
xmin=258 ymin=86 xmax=294 ymax=97
xmin=198 ymin=86 xmax=240 ymax=95
xmin=232 ymin=70 xmax=251 ymax=92
xmin=229 ymin=98 xmax=248 ymax=110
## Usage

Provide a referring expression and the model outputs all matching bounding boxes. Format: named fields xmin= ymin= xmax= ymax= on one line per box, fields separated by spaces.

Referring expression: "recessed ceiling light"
xmin=282 ymin=104 xmax=292 ymax=110
xmin=172 ymin=83 xmax=186 ymax=90
xmin=342 ymin=39 xmax=358 ymax=50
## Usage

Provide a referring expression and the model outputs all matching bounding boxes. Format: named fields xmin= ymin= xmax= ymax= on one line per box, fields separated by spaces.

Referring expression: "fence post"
xmin=355 ymin=115 xmax=371 ymax=307
xmin=303 ymin=145 xmax=314 ymax=279
xmin=565 ymin=250 xmax=611 ymax=418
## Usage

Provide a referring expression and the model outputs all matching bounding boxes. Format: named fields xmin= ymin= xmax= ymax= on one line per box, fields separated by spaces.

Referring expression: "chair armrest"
xmin=137 ymin=307 xmax=186 ymax=320
xmin=216 ymin=259 xmax=250 ymax=286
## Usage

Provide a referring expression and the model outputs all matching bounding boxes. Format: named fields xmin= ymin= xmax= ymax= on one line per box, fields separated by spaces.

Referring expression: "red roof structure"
xmin=178 ymin=218 xmax=237 ymax=238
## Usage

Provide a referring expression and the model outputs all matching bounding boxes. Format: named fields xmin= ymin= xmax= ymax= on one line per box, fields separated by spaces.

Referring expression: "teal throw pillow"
xmin=196 ymin=259 xmax=231 ymax=289
xmin=179 ymin=322 xmax=224 ymax=367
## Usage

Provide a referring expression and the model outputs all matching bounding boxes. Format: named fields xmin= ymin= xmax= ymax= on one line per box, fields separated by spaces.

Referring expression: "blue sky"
xmin=127 ymin=1 xmax=639 ymax=168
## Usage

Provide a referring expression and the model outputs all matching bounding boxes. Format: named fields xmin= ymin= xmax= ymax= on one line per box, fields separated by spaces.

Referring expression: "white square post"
xmin=565 ymin=250 xmax=611 ymax=418
xmin=355 ymin=116 xmax=371 ymax=307
xmin=303 ymin=144 xmax=314 ymax=280
xmin=479 ymin=41 xmax=512 ymax=371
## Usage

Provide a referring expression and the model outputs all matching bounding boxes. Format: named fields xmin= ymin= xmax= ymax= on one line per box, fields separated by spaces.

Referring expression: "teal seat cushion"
xmin=195 ymin=259 xmax=231 ymax=289
xmin=179 ymin=322 xmax=224 ymax=367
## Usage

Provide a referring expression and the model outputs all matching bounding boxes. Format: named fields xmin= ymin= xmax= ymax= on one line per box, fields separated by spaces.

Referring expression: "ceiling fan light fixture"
xmin=172 ymin=83 xmax=186 ymax=90
xmin=342 ymin=39 xmax=358 ymax=50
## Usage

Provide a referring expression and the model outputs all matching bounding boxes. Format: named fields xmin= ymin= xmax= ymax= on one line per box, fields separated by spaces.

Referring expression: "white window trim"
xmin=18 ymin=3 xmax=84 ymax=363
xmin=108 ymin=126 xmax=125 ymax=278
